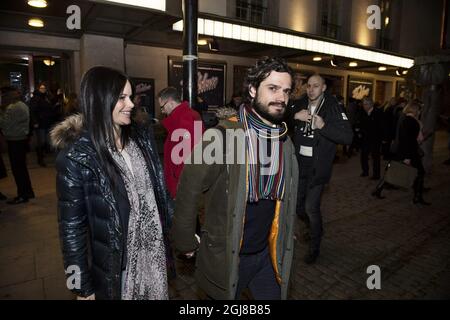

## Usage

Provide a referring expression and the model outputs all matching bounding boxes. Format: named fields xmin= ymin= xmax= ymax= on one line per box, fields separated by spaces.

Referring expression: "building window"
xmin=320 ymin=0 xmax=341 ymax=39
xmin=236 ymin=0 xmax=268 ymax=24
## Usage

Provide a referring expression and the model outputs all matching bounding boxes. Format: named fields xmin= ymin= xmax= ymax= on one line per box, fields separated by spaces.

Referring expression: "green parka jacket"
xmin=171 ymin=112 xmax=299 ymax=300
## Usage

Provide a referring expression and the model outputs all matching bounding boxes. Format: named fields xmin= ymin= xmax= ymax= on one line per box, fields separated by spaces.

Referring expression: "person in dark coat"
xmin=372 ymin=100 xmax=430 ymax=205
xmin=30 ymin=83 xmax=54 ymax=166
xmin=396 ymin=101 xmax=430 ymax=205
xmin=346 ymin=97 xmax=363 ymax=157
xmin=292 ymin=74 xmax=353 ymax=264
xmin=51 ymin=67 xmax=174 ymax=300
xmin=359 ymin=97 xmax=384 ymax=179
xmin=381 ymin=97 xmax=398 ymax=160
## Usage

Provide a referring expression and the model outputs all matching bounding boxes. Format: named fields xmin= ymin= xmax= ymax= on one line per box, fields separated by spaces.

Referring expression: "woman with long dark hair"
xmin=51 ymin=66 xmax=174 ymax=300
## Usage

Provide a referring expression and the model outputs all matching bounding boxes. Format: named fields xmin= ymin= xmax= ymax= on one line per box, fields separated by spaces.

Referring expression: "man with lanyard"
xmin=292 ymin=74 xmax=353 ymax=264
xmin=171 ymin=57 xmax=299 ymax=300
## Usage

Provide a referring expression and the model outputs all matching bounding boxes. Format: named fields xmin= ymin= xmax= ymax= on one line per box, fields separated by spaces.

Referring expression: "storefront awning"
xmin=173 ymin=17 xmax=414 ymax=69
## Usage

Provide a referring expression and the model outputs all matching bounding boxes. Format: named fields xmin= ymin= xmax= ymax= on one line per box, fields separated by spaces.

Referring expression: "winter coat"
xmin=30 ymin=91 xmax=55 ymax=129
xmin=171 ymin=109 xmax=299 ymax=300
xmin=396 ymin=115 xmax=421 ymax=161
xmin=50 ymin=114 xmax=174 ymax=299
xmin=161 ymin=101 xmax=204 ymax=198
xmin=292 ymin=93 xmax=353 ymax=186
xmin=359 ymin=107 xmax=384 ymax=147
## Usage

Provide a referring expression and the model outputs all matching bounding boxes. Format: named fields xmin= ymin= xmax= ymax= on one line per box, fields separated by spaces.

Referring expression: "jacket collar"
xmin=161 ymin=101 xmax=191 ymax=131
xmin=50 ymin=113 xmax=84 ymax=150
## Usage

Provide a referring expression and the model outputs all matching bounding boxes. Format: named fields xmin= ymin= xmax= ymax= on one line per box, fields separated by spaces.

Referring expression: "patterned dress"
xmin=110 ymin=139 xmax=168 ymax=300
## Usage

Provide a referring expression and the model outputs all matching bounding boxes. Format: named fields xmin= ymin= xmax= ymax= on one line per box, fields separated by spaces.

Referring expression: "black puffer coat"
xmin=51 ymin=114 xmax=174 ymax=299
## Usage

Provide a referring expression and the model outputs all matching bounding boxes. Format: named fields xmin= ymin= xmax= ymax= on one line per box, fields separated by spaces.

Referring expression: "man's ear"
xmin=249 ymin=85 xmax=257 ymax=99
xmin=322 ymin=84 xmax=327 ymax=93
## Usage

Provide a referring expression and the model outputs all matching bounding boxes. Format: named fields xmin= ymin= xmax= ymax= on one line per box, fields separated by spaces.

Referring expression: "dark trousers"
xmin=348 ymin=127 xmax=361 ymax=155
xmin=36 ymin=128 xmax=50 ymax=164
xmin=360 ymin=143 xmax=381 ymax=178
xmin=235 ymin=246 xmax=280 ymax=300
xmin=412 ymin=156 xmax=425 ymax=199
xmin=7 ymin=140 xmax=34 ymax=198
xmin=296 ymin=159 xmax=325 ymax=253
xmin=381 ymin=140 xmax=393 ymax=160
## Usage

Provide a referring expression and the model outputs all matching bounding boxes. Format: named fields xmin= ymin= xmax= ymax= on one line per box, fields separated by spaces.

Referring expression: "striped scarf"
xmin=239 ymin=105 xmax=287 ymax=203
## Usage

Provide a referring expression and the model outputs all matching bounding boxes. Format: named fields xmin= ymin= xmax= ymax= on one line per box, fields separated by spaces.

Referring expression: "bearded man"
xmin=171 ymin=57 xmax=299 ymax=300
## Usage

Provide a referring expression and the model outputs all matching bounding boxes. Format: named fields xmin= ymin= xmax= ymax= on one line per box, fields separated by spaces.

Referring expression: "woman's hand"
xmin=403 ymin=159 xmax=411 ymax=166
xmin=77 ymin=294 xmax=95 ymax=300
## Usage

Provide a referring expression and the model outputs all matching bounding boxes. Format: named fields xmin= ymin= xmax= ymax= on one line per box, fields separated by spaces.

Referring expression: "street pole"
xmin=182 ymin=0 xmax=198 ymax=109
xmin=412 ymin=55 xmax=450 ymax=173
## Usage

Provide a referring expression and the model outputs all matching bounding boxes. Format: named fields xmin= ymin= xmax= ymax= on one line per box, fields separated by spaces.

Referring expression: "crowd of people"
xmin=0 ymin=83 xmax=79 ymax=206
xmin=0 ymin=55 xmax=447 ymax=300
xmin=342 ymin=95 xmax=432 ymax=204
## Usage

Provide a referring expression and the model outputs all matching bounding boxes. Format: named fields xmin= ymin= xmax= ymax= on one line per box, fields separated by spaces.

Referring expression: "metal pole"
xmin=182 ymin=0 xmax=198 ymax=109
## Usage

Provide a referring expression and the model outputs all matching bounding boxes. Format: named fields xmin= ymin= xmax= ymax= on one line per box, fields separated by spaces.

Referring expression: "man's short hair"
xmin=306 ymin=74 xmax=326 ymax=85
xmin=244 ymin=56 xmax=294 ymax=99
xmin=157 ymin=86 xmax=181 ymax=102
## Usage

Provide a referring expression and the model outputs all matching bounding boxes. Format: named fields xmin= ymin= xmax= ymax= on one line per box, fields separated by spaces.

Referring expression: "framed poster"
xmin=168 ymin=56 xmax=226 ymax=109
xmin=291 ymin=71 xmax=344 ymax=100
xmin=291 ymin=70 xmax=313 ymax=100
xmin=233 ymin=65 xmax=250 ymax=97
xmin=323 ymin=74 xmax=344 ymax=97
xmin=347 ymin=76 xmax=373 ymax=100
xmin=130 ymin=77 xmax=155 ymax=118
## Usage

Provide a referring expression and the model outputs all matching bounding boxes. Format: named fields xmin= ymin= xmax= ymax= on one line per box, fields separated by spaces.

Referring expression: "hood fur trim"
xmin=50 ymin=113 xmax=84 ymax=150
xmin=215 ymin=107 xmax=237 ymax=120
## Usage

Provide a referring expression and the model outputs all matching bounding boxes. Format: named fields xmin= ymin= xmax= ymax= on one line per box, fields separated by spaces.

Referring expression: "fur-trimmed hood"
xmin=50 ymin=113 xmax=84 ymax=150
xmin=215 ymin=107 xmax=237 ymax=120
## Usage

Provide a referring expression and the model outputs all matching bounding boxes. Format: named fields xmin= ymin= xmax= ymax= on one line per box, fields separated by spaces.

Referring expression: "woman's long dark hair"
xmin=79 ymin=66 xmax=132 ymax=188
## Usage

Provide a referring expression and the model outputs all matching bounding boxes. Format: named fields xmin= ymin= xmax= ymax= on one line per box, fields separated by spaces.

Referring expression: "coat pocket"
xmin=196 ymin=232 xmax=227 ymax=290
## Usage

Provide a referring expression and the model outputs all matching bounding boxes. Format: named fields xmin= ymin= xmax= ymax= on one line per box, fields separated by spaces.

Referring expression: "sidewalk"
xmin=0 ymin=131 xmax=449 ymax=299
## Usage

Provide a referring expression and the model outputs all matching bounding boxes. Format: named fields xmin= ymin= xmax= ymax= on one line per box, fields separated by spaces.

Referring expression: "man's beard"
xmin=251 ymin=94 xmax=286 ymax=125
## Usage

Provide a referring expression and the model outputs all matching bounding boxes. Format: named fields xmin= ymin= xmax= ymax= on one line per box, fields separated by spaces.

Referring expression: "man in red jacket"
xmin=158 ymin=87 xmax=204 ymax=199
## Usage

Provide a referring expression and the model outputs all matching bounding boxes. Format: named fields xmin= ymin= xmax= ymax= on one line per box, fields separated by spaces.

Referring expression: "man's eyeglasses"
xmin=160 ymin=100 xmax=168 ymax=111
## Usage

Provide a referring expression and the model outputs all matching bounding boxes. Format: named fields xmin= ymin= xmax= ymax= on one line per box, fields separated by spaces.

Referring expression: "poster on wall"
xmin=130 ymin=77 xmax=155 ymax=119
xmin=233 ymin=65 xmax=250 ymax=98
xmin=323 ymin=74 xmax=344 ymax=97
xmin=291 ymin=71 xmax=344 ymax=100
xmin=347 ymin=76 xmax=373 ymax=100
xmin=291 ymin=70 xmax=313 ymax=100
xmin=168 ymin=56 xmax=226 ymax=109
